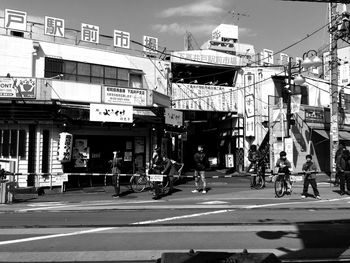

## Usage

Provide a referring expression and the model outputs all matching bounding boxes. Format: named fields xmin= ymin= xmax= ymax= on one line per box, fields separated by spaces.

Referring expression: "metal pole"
xmin=329 ymin=3 xmax=339 ymax=180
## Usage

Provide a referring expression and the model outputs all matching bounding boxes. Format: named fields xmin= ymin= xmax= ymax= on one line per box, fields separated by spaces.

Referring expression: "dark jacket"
xmin=248 ymin=150 xmax=264 ymax=164
xmin=194 ymin=151 xmax=207 ymax=171
xmin=111 ymin=156 xmax=123 ymax=174
xmin=302 ymin=161 xmax=317 ymax=179
xmin=336 ymin=155 xmax=350 ymax=172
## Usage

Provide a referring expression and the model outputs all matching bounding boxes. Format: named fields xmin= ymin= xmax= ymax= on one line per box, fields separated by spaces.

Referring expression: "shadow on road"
xmin=256 ymin=219 xmax=350 ymax=261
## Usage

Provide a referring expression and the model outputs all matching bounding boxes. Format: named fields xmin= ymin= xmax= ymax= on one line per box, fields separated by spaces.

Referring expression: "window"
xmin=0 ymin=129 xmax=26 ymax=159
xmin=44 ymin=58 xmax=133 ymax=87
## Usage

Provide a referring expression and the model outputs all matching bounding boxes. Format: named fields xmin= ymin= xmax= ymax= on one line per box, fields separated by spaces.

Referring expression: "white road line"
xmin=0 ymin=227 xmax=114 ymax=246
xmin=132 ymin=209 xmax=235 ymax=225
xmin=17 ymin=204 xmax=82 ymax=212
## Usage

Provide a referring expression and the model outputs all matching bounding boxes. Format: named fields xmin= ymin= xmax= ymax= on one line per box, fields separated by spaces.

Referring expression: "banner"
xmin=90 ymin=103 xmax=133 ymax=123
xmin=57 ymin=132 xmax=73 ymax=163
xmin=172 ymin=83 xmax=238 ymax=112
xmin=291 ymin=94 xmax=302 ymax=114
xmin=102 ymin=86 xmax=147 ymax=106
xmin=0 ymin=78 xmax=36 ymax=99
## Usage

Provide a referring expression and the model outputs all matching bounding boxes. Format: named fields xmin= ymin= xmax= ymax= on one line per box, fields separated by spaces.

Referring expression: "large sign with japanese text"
xmin=90 ymin=103 xmax=133 ymax=123
xmin=165 ymin=108 xmax=183 ymax=126
xmin=143 ymin=36 xmax=158 ymax=54
xmin=114 ymin=30 xmax=130 ymax=49
xmin=5 ymin=9 xmax=27 ymax=31
xmin=81 ymin=23 xmax=99 ymax=43
xmin=0 ymin=77 xmax=36 ymax=99
xmin=172 ymin=84 xmax=238 ymax=112
xmin=102 ymin=86 xmax=147 ymax=106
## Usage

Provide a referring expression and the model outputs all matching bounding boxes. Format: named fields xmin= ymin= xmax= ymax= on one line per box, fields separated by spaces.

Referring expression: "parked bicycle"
xmin=130 ymin=162 xmax=184 ymax=193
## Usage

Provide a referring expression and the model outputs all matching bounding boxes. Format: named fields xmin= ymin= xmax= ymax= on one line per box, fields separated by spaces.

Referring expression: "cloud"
xmin=159 ymin=0 xmax=226 ymax=18
xmin=152 ymin=23 xmax=217 ymax=36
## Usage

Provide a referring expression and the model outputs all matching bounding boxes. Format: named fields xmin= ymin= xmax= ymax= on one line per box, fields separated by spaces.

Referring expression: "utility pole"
xmin=329 ymin=2 xmax=339 ymax=179
xmin=286 ymin=57 xmax=292 ymax=137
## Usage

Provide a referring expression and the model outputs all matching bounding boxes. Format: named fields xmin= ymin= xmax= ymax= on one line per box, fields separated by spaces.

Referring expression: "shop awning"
xmin=312 ymin=129 xmax=350 ymax=141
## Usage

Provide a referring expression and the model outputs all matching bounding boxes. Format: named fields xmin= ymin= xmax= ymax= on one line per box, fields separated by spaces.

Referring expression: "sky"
xmin=0 ymin=0 xmax=345 ymax=58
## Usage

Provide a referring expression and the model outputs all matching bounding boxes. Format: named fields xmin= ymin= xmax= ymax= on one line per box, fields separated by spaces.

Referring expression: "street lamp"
xmin=189 ymin=80 xmax=198 ymax=84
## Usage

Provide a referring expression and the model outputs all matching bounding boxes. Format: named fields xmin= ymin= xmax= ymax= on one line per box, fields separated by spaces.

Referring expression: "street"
xmin=0 ymin=175 xmax=350 ymax=262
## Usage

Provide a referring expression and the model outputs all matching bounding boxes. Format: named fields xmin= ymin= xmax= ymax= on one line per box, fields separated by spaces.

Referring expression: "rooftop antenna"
xmin=229 ymin=9 xmax=250 ymax=21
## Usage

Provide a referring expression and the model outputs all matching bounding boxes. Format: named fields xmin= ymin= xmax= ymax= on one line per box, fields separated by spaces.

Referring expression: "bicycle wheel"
xmin=130 ymin=175 xmax=148 ymax=193
xmin=254 ymin=175 xmax=265 ymax=189
xmin=274 ymin=176 xmax=285 ymax=197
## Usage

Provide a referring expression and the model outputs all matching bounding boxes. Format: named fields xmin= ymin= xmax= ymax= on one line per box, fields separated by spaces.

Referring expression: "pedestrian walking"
xmin=192 ymin=145 xmax=208 ymax=194
xmin=335 ymin=143 xmax=346 ymax=186
xmin=150 ymin=146 xmax=165 ymax=200
xmin=336 ymin=149 xmax=350 ymax=195
xmin=301 ymin=154 xmax=321 ymax=199
xmin=110 ymin=150 xmax=123 ymax=198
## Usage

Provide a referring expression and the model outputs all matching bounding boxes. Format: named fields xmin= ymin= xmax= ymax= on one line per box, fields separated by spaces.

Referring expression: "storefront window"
xmin=0 ymin=129 xmax=26 ymax=159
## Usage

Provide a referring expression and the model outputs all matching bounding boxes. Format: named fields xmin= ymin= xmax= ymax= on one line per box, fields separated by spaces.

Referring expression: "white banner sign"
xmin=291 ymin=94 xmax=302 ymax=114
xmin=5 ymin=9 xmax=27 ymax=31
xmin=172 ymin=84 xmax=238 ymax=112
xmin=90 ymin=103 xmax=133 ymax=123
xmin=0 ymin=77 xmax=36 ymax=98
xmin=165 ymin=108 xmax=183 ymax=126
xmin=171 ymin=50 xmax=241 ymax=66
xmin=102 ymin=86 xmax=147 ymax=106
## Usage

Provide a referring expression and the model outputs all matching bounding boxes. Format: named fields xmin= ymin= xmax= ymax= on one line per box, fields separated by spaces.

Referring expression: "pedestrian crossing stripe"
xmin=198 ymin=201 xmax=229 ymax=205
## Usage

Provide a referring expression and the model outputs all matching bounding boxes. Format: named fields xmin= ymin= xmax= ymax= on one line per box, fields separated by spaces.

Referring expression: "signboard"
xmin=90 ymin=103 xmax=133 ymax=123
xmin=72 ymin=139 xmax=89 ymax=168
xmin=165 ymin=108 xmax=183 ymax=126
xmin=45 ymin=16 xmax=65 ymax=37
xmin=211 ymin=24 xmax=238 ymax=41
xmin=0 ymin=77 xmax=36 ymax=99
xmin=143 ymin=35 xmax=158 ymax=53
xmin=291 ymin=94 xmax=302 ymax=114
xmin=57 ymin=132 xmax=73 ymax=163
xmin=280 ymin=53 xmax=289 ymax=65
xmin=262 ymin=49 xmax=274 ymax=65
xmin=171 ymin=50 xmax=242 ymax=66
xmin=114 ymin=30 xmax=130 ymax=49
xmin=225 ymin=154 xmax=234 ymax=168
xmin=244 ymin=73 xmax=255 ymax=137
xmin=172 ymin=84 xmax=238 ymax=112
xmin=5 ymin=9 xmax=27 ymax=31
xmin=305 ymin=108 xmax=324 ymax=123
xmin=102 ymin=86 xmax=147 ymax=106
xmin=81 ymin=23 xmax=99 ymax=43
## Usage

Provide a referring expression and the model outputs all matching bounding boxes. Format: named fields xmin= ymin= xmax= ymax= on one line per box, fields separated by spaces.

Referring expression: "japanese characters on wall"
xmin=165 ymin=108 xmax=183 ymax=126
xmin=3 ymin=8 xmax=158 ymax=52
xmin=172 ymin=84 xmax=238 ymax=112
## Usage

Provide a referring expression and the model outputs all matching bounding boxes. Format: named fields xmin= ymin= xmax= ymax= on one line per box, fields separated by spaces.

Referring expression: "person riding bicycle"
xmin=248 ymin=145 xmax=266 ymax=188
xmin=275 ymin=151 xmax=292 ymax=193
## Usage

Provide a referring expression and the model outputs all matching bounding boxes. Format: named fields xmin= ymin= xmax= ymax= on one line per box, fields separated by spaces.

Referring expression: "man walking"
xmin=336 ymin=149 xmax=350 ymax=195
xmin=301 ymin=155 xmax=321 ymax=199
xmin=192 ymin=145 xmax=208 ymax=194
xmin=111 ymin=150 xmax=123 ymax=198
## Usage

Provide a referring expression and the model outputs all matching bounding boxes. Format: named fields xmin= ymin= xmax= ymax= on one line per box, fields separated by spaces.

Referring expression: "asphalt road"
xmin=0 ymin=175 xmax=350 ymax=262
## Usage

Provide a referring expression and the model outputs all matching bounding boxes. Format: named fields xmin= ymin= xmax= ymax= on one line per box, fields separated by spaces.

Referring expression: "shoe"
xmin=192 ymin=189 xmax=199 ymax=193
xmin=316 ymin=196 xmax=321 ymax=200
xmin=301 ymin=195 xmax=306 ymax=199
xmin=112 ymin=195 xmax=119 ymax=198
xmin=202 ymin=190 xmax=207 ymax=194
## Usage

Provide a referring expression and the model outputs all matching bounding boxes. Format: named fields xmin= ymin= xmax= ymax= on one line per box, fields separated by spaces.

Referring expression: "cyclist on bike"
xmin=275 ymin=151 xmax=292 ymax=193
xmin=248 ymin=145 xmax=266 ymax=188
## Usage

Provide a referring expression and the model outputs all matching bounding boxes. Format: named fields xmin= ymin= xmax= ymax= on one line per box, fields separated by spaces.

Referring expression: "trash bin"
xmin=0 ymin=180 xmax=14 ymax=204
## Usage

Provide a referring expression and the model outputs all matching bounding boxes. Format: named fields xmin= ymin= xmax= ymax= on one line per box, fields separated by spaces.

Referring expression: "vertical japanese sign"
xmin=113 ymin=30 xmax=130 ymax=49
xmin=5 ymin=9 xmax=27 ymax=31
xmin=90 ymin=103 xmax=133 ymax=123
xmin=57 ymin=132 xmax=73 ymax=163
xmin=280 ymin=53 xmax=289 ymax=65
xmin=81 ymin=23 xmax=99 ymax=43
xmin=244 ymin=73 xmax=255 ymax=137
xmin=45 ymin=16 xmax=65 ymax=37
xmin=143 ymin=35 xmax=158 ymax=54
